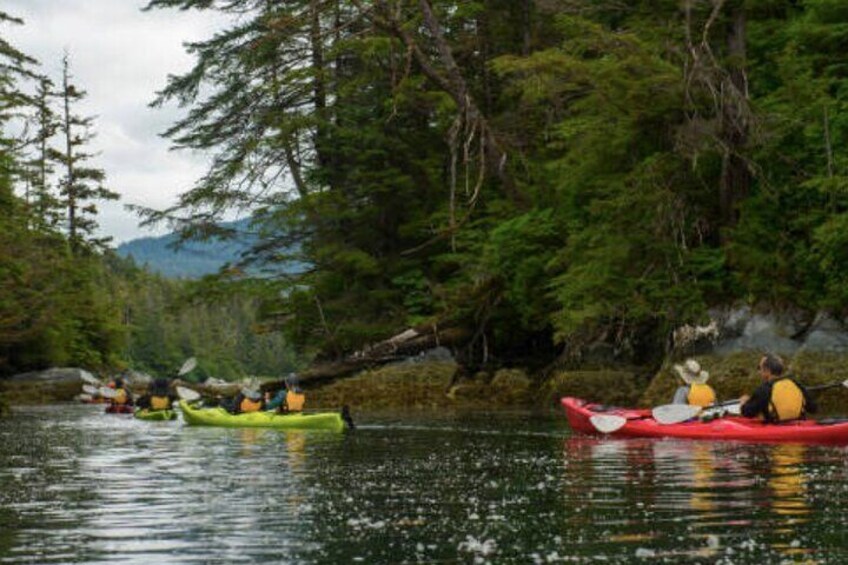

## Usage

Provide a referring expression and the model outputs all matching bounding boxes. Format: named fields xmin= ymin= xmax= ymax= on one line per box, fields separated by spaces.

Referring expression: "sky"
xmin=5 ymin=0 xmax=228 ymax=244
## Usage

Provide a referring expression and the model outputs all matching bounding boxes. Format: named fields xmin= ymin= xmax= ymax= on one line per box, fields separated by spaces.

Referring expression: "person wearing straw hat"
xmin=671 ymin=359 xmax=717 ymax=407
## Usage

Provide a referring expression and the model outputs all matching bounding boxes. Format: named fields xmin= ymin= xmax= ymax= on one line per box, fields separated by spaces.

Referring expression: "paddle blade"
xmin=176 ymin=386 xmax=201 ymax=401
xmin=99 ymin=387 xmax=118 ymax=399
xmin=652 ymin=404 xmax=701 ymax=425
xmin=82 ymin=384 xmax=100 ymax=396
xmin=178 ymin=357 xmax=197 ymax=377
xmin=723 ymin=403 xmax=742 ymax=416
xmin=589 ymin=414 xmax=628 ymax=434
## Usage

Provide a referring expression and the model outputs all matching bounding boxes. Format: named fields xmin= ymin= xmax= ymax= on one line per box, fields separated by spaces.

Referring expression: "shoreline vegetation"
xmin=3 ymin=351 xmax=847 ymax=416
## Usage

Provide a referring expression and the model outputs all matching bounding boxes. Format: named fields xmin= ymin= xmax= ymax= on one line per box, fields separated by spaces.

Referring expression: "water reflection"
xmin=2 ymin=406 xmax=848 ymax=563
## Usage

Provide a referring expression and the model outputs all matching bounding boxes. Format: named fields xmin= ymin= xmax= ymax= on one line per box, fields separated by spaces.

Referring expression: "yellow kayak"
xmin=178 ymin=400 xmax=348 ymax=431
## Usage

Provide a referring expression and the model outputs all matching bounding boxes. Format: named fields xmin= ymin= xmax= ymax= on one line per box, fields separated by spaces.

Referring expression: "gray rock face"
xmin=687 ymin=307 xmax=848 ymax=355
xmin=9 ymin=367 xmax=96 ymax=385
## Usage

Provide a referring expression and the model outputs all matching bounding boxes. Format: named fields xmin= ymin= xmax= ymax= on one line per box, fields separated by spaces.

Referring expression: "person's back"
xmin=233 ymin=389 xmax=264 ymax=414
xmin=671 ymin=359 xmax=715 ymax=407
xmin=111 ymin=379 xmax=132 ymax=406
xmin=138 ymin=378 xmax=173 ymax=411
xmin=740 ymin=355 xmax=816 ymax=422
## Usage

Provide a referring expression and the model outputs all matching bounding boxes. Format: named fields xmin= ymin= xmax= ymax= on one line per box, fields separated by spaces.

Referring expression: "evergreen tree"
xmin=50 ymin=54 xmax=119 ymax=252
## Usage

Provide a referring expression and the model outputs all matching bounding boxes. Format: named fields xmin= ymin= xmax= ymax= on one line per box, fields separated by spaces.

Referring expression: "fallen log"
xmin=297 ymin=324 xmax=470 ymax=387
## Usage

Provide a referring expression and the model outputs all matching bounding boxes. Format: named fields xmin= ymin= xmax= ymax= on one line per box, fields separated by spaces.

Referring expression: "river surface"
xmin=1 ymin=404 xmax=848 ymax=563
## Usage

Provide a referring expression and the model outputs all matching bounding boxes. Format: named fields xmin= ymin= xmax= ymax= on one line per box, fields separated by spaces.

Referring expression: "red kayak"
xmin=105 ymin=404 xmax=134 ymax=414
xmin=561 ymin=397 xmax=848 ymax=445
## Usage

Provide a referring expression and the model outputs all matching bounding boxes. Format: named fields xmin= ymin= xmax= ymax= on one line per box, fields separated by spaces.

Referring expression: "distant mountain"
xmin=117 ymin=220 xmax=256 ymax=278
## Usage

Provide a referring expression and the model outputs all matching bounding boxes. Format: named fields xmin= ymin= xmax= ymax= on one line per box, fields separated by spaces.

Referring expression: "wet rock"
xmin=9 ymin=367 xmax=96 ymax=385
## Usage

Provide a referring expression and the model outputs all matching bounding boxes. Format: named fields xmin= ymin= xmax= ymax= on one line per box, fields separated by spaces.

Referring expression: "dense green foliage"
xmin=0 ymin=14 xmax=300 ymax=379
xmin=139 ymin=0 xmax=848 ymax=368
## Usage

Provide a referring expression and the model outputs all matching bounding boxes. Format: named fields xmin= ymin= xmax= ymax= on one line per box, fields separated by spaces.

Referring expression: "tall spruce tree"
xmin=50 ymin=54 xmax=118 ymax=252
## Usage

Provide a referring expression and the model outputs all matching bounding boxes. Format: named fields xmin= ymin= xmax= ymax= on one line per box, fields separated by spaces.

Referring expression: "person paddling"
xmin=136 ymin=378 xmax=175 ymax=411
xmin=265 ymin=374 xmax=306 ymax=413
xmin=109 ymin=378 xmax=133 ymax=407
xmin=228 ymin=388 xmax=265 ymax=414
xmin=671 ymin=359 xmax=716 ymax=408
xmin=739 ymin=354 xmax=816 ymax=422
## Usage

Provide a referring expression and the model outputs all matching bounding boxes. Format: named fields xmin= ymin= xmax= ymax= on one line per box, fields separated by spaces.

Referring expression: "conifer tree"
xmin=50 ymin=53 xmax=119 ymax=252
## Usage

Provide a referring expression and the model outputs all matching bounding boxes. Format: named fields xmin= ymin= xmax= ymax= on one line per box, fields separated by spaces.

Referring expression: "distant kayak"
xmin=561 ymin=397 xmax=848 ymax=445
xmin=178 ymin=400 xmax=348 ymax=431
xmin=134 ymin=408 xmax=177 ymax=421
xmin=105 ymin=404 xmax=134 ymax=414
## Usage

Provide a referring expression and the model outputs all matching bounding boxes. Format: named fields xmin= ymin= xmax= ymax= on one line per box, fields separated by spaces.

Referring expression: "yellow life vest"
xmin=286 ymin=391 xmax=305 ymax=412
xmin=240 ymin=397 xmax=263 ymax=413
xmin=768 ymin=379 xmax=805 ymax=422
xmin=150 ymin=395 xmax=170 ymax=410
xmin=113 ymin=389 xmax=129 ymax=405
xmin=687 ymin=383 xmax=716 ymax=408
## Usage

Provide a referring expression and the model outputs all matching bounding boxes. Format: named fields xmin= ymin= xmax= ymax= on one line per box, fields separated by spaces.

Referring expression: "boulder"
xmin=9 ymin=367 xmax=96 ymax=385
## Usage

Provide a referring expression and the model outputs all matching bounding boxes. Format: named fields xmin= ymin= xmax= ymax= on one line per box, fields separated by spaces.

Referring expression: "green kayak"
xmin=178 ymin=400 xmax=348 ymax=431
xmin=134 ymin=408 xmax=178 ymax=421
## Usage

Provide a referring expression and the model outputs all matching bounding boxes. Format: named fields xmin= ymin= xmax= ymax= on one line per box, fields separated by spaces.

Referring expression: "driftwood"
xmin=297 ymin=323 xmax=470 ymax=387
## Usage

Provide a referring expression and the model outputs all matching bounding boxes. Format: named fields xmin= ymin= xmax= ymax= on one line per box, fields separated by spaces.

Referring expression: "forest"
xmin=2 ymin=1 xmax=848 ymax=380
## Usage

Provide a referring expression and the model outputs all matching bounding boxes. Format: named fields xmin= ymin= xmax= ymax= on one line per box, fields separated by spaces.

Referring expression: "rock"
xmin=800 ymin=315 xmax=848 ymax=352
xmin=404 ymin=346 xmax=455 ymax=364
xmin=543 ymin=370 xmax=642 ymax=407
xmin=9 ymin=367 xmax=96 ymax=385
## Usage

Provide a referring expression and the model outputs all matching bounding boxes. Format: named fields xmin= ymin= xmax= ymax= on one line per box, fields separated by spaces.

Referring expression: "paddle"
xmin=176 ymin=385 xmax=201 ymax=402
xmin=589 ymin=413 xmax=648 ymax=434
xmin=82 ymin=384 xmax=100 ymax=396
xmin=177 ymin=357 xmax=198 ymax=377
xmin=652 ymin=400 xmax=740 ymax=425
xmin=590 ymin=400 xmax=741 ymax=433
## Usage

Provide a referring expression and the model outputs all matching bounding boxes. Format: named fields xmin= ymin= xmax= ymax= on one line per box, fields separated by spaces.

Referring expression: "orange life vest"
xmin=768 ymin=378 xmax=805 ymax=422
xmin=113 ymin=389 xmax=129 ymax=405
xmin=240 ymin=397 xmax=263 ymax=413
xmin=687 ymin=383 xmax=716 ymax=408
xmin=286 ymin=391 xmax=305 ymax=412
xmin=150 ymin=395 xmax=170 ymax=410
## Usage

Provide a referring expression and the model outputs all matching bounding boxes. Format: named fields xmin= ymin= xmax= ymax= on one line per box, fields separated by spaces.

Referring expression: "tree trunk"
xmin=297 ymin=323 xmax=470 ymax=386
xmin=719 ymin=2 xmax=750 ymax=230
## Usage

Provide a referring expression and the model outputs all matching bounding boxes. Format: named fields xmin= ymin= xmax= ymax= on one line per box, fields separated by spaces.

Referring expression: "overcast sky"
xmin=5 ymin=0 xmax=228 ymax=244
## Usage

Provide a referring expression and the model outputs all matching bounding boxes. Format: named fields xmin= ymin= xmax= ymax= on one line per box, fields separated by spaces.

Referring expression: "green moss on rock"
xmin=541 ymin=370 xmax=642 ymax=407
xmin=307 ymin=361 xmax=457 ymax=409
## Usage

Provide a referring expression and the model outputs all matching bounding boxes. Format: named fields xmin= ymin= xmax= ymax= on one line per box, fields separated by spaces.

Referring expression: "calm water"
xmin=2 ymin=404 xmax=848 ymax=563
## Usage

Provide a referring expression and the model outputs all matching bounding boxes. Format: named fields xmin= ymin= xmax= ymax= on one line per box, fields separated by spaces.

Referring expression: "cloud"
xmin=4 ymin=0 xmax=227 ymax=243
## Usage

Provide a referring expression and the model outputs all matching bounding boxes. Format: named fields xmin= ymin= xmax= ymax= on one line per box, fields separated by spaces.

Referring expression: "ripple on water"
xmin=2 ymin=406 xmax=848 ymax=563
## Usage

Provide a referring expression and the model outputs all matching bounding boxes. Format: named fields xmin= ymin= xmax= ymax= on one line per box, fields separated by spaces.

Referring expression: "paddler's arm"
xmin=740 ymin=383 xmax=770 ymax=418
xmin=796 ymin=380 xmax=818 ymax=414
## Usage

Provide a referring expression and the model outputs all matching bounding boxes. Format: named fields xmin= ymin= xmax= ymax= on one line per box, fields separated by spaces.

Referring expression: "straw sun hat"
xmin=673 ymin=359 xmax=710 ymax=385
